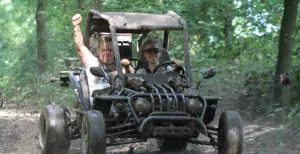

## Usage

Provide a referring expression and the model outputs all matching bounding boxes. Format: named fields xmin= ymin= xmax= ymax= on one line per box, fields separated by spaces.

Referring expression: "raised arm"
xmin=72 ymin=14 xmax=97 ymax=68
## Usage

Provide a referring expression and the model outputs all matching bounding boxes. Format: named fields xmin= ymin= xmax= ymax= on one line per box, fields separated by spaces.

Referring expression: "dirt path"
xmin=0 ymin=101 xmax=300 ymax=154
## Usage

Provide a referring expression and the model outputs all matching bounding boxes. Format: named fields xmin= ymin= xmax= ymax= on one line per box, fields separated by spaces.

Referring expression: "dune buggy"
xmin=39 ymin=10 xmax=243 ymax=154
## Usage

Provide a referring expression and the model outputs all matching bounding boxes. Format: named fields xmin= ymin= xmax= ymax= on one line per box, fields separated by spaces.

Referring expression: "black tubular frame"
xmin=77 ymin=9 xmax=224 ymax=146
xmin=85 ymin=9 xmax=193 ymax=86
xmin=94 ymin=89 xmax=208 ymax=121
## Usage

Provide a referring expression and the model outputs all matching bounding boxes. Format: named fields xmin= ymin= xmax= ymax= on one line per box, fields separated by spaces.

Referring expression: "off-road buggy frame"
xmin=39 ymin=10 xmax=243 ymax=154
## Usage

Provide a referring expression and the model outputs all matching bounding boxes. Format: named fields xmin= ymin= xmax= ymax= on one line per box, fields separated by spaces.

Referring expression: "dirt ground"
xmin=1 ymin=98 xmax=300 ymax=154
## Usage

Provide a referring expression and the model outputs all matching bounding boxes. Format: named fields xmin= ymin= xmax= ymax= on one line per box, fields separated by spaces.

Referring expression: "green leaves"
xmin=0 ymin=0 xmax=299 ymax=116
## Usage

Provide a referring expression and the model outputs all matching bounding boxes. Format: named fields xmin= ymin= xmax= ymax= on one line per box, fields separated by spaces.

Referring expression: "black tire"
xmin=156 ymin=137 xmax=188 ymax=152
xmin=81 ymin=110 xmax=106 ymax=154
xmin=80 ymin=71 xmax=91 ymax=110
xmin=218 ymin=111 xmax=243 ymax=154
xmin=39 ymin=105 xmax=70 ymax=154
xmin=0 ymin=91 xmax=3 ymax=108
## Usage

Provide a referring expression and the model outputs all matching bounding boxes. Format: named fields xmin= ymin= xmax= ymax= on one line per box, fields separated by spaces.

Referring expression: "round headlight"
xmin=134 ymin=98 xmax=151 ymax=116
xmin=186 ymin=98 xmax=203 ymax=115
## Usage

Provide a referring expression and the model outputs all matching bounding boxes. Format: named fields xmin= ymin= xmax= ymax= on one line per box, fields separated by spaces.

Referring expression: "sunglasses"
xmin=145 ymin=48 xmax=160 ymax=53
xmin=99 ymin=49 xmax=114 ymax=53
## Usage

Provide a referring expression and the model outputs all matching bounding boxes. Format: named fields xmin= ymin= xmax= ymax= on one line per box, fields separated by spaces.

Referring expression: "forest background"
xmin=1 ymin=0 xmax=300 ymax=123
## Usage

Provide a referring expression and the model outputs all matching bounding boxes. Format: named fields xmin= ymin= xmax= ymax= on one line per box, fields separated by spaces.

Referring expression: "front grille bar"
xmin=95 ymin=93 xmax=207 ymax=123
xmin=154 ymin=84 xmax=170 ymax=110
xmin=162 ymin=84 xmax=178 ymax=110
xmin=138 ymin=115 xmax=207 ymax=133
xmin=151 ymin=85 xmax=163 ymax=111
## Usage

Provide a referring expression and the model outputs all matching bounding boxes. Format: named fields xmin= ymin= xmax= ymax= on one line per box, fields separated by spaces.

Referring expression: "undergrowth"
xmin=2 ymin=53 xmax=300 ymax=124
xmin=193 ymin=55 xmax=300 ymax=124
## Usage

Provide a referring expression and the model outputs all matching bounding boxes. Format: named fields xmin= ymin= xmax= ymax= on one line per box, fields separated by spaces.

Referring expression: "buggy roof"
xmin=91 ymin=11 xmax=185 ymax=33
xmin=85 ymin=10 xmax=192 ymax=86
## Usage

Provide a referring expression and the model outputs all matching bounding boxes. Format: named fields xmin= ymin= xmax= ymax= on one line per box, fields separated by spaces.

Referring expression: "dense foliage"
xmin=0 ymin=0 xmax=300 ymax=122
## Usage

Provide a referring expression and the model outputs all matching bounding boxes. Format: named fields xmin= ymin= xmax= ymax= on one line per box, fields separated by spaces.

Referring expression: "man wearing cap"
xmin=136 ymin=39 xmax=182 ymax=74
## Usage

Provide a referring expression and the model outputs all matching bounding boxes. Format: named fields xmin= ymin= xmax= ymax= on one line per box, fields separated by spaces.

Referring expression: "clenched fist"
xmin=72 ymin=14 xmax=82 ymax=26
xmin=121 ymin=59 xmax=131 ymax=66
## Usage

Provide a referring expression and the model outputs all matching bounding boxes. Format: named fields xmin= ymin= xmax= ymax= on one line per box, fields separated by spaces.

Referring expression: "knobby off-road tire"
xmin=218 ymin=111 xmax=243 ymax=154
xmin=81 ymin=110 xmax=106 ymax=154
xmin=80 ymin=71 xmax=91 ymax=110
xmin=156 ymin=137 xmax=188 ymax=152
xmin=39 ymin=105 xmax=70 ymax=154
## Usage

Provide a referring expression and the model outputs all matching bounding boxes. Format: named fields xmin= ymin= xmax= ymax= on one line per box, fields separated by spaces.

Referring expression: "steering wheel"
xmin=152 ymin=60 xmax=185 ymax=74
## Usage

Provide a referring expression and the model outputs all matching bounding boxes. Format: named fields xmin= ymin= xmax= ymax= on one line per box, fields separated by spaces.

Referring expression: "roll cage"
xmin=83 ymin=9 xmax=193 ymax=86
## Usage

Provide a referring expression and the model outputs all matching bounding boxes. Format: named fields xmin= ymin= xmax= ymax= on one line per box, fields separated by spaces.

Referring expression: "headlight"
xmin=134 ymin=98 xmax=151 ymax=116
xmin=186 ymin=98 xmax=203 ymax=115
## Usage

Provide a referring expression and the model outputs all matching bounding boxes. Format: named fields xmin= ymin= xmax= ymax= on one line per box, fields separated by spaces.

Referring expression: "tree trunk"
xmin=223 ymin=1 xmax=234 ymax=57
xmin=224 ymin=14 xmax=234 ymax=54
xmin=273 ymin=0 xmax=299 ymax=106
xmin=92 ymin=0 xmax=102 ymax=11
xmin=36 ymin=0 xmax=47 ymax=73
